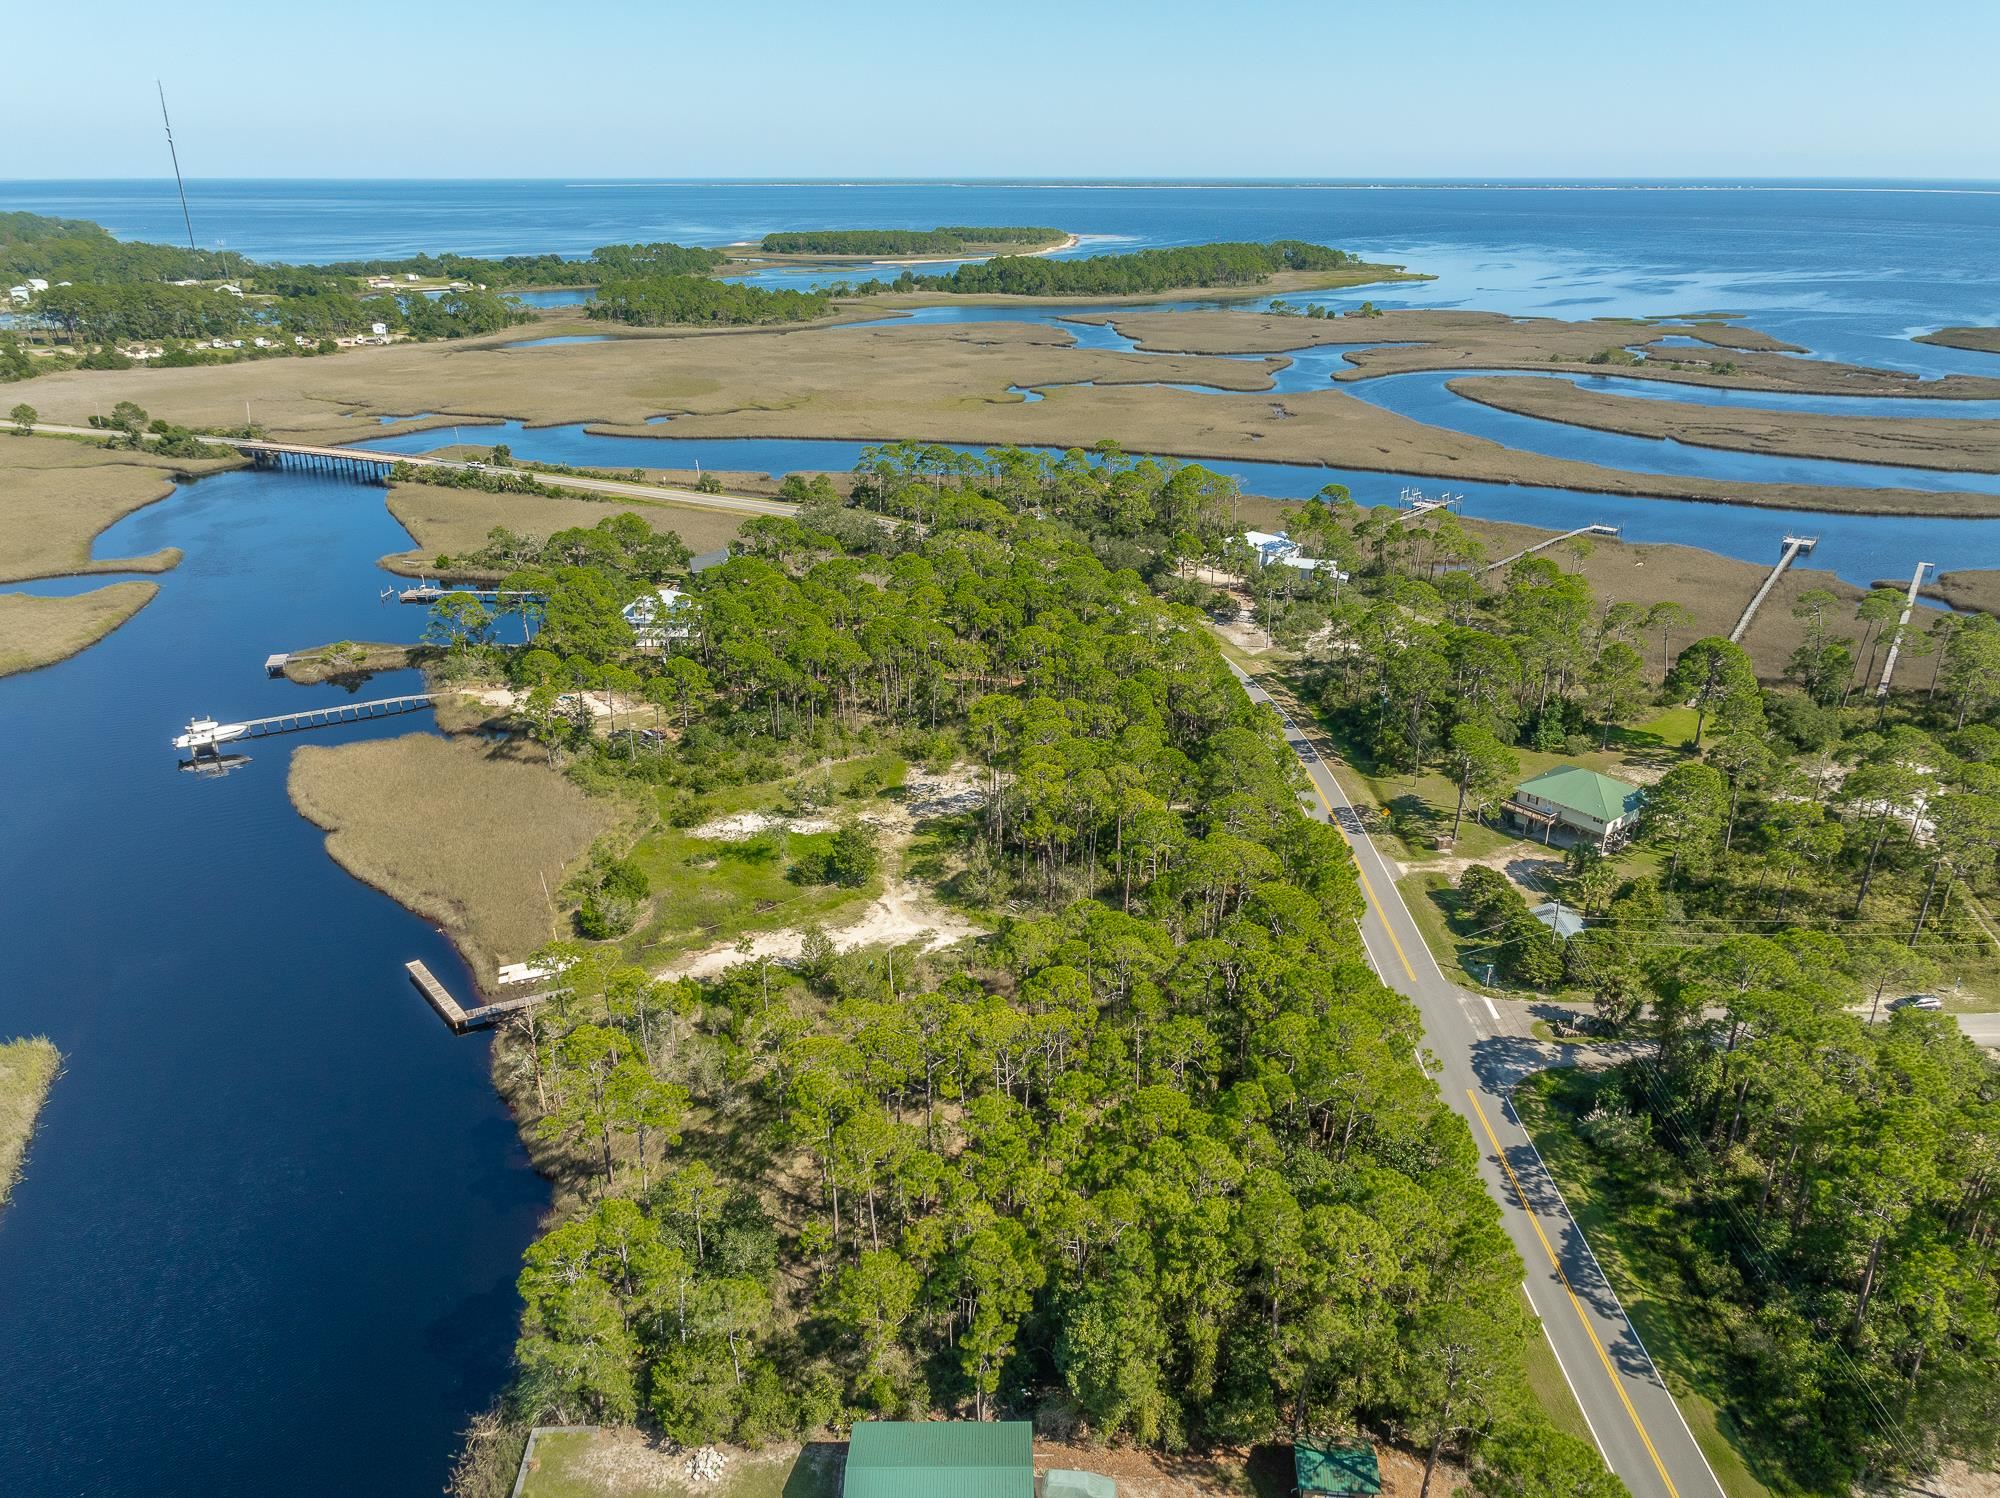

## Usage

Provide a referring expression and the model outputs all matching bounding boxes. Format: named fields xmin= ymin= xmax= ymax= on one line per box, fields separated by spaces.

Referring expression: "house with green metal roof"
xmin=1294 ymin=1436 xmax=1382 ymax=1495
xmin=1503 ymin=765 xmax=1646 ymax=849
xmin=844 ymin=1420 xmax=1034 ymax=1498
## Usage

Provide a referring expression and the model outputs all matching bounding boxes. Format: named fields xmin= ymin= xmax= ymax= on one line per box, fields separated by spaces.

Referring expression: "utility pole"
xmin=157 ymin=82 xmax=197 ymax=256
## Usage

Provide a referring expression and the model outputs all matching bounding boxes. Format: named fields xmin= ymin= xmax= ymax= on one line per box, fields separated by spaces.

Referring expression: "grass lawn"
xmin=517 ymin=1431 xmax=840 ymax=1498
xmin=1513 ymin=1071 xmax=1790 ymax=1498
xmin=1400 ymin=871 xmax=1509 ymax=991
xmin=621 ymin=753 xmax=906 ymax=967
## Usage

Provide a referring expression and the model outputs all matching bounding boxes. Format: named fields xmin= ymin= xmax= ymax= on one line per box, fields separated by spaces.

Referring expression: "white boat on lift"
xmin=172 ymin=716 xmax=249 ymax=752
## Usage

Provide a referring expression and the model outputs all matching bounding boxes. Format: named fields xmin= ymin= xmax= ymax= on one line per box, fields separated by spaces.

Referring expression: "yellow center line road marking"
xmin=1468 ymin=1089 xmax=1681 ymax=1498
xmin=1300 ymin=764 xmax=1420 ymax=984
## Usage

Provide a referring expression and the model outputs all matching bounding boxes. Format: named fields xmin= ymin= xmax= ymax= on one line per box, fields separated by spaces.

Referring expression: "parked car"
xmin=1890 ymin=993 xmax=1946 ymax=1012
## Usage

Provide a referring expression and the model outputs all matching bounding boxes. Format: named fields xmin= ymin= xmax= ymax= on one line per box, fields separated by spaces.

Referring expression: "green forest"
xmin=0 ymin=214 xmax=738 ymax=365
xmin=581 ymin=241 xmax=1367 ymax=327
xmin=759 ymin=226 xmax=1065 ymax=255
xmin=1256 ymin=509 xmax=2000 ymax=1492
xmin=419 ymin=449 xmax=2000 ymax=1498
xmin=909 ymin=239 xmax=1357 ymax=296
xmin=320 ymin=241 xmax=728 ymax=286
xmin=431 ymin=445 xmax=1623 ymax=1498
xmin=585 ymin=277 xmax=833 ymax=327
xmin=4 ymin=214 xmax=1370 ymax=348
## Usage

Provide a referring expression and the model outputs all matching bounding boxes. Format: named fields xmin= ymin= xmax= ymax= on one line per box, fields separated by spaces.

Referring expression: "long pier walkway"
xmin=405 ymin=961 xmax=544 ymax=1032
xmin=1729 ymin=534 xmax=1818 ymax=644
xmin=171 ymin=694 xmax=436 ymax=751
xmin=1478 ymin=523 xmax=1620 ymax=576
xmin=395 ymin=581 xmax=546 ymax=606
xmin=1875 ymin=560 xmax=1934 ymax=698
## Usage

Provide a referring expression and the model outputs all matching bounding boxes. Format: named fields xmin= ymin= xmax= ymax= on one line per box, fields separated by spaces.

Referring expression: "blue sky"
xmin=10 ymin=0 xmax=1999 ymax=179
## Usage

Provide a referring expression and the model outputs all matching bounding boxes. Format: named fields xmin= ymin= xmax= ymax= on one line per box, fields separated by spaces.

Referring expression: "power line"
xmin=157 ymin=81 xmax=196 ymax=256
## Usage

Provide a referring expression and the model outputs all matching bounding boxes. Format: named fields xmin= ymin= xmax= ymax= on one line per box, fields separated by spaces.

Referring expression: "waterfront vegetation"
xmin=0 ymin=582 xmax=159 ymax=678
xmin=0 ymin=1036 xmax=60 ymax=1211
xmin=905 ymin=238 xmax=1358 ymax=296
xmin=288 ymin=735 xmax=628 ymax=984
xmin=1 ymin=211 xmax=548 ymax=369
xmin=757 ymin=226 xmax=1065 ymax=256
xmin=322 ymin=241 xmax=728 ymax=287
xmin=0 ymin=432 xmax=234 ymax=582
xmin=383 ymin=478 xmax=745 ymax=579
xmin=587 ymin=277 xmax=834 ymax=328
xmin=278 ymin=639 xmax=433 ymax=685
xmin=581 ymin=242 xmax=1369 ymax=327
xmin=379 ymin=443 xmax=1629 ymax=1498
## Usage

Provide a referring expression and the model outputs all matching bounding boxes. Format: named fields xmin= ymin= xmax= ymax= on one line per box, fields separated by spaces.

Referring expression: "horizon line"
xmin=9 ymin=174 xmax=2000 ymax=188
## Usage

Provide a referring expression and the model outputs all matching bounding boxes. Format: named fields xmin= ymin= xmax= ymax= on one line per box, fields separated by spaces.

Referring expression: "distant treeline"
xmin=758 ymin=226 xmax=1063 ymax=256
xmin=321 ymin=242 xmax=727 ymax=287
xmin=1 ymin=211 xmax=253 ymax=285
xmin=587 ymin=276 xmax=831 ymax=327
xmin=578 ymin=239 xmax=1365 ymax=328
xmin=12 ymin=283 xmax=528 ymax=365
xmin=909 ymin=239 xmax=1356 ymax=296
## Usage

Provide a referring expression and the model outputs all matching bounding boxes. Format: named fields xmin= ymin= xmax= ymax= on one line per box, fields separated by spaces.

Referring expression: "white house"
xmin=6 ymin=286 xmax=28 ymax=303
xmin=1238 ymin=530 xmax=1348 ymax=584
xmin=1277 ymin=554 xmax=1349 ymax=583
xmin=25 ymin=277 xmax=48 ymax=292
xmin=369 ymin=321 xmax=390 ymax=337
xmin=217 ymin=283 xmax=244 ymax=297
xmin=623 ymin=586 xmax=691 ymax=648
xmin=1241 ymin=530 xmax=1300 ymax=566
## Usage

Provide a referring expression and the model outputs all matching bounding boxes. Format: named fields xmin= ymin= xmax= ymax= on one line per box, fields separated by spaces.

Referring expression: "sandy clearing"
xmin=686 ymin=810 xmax=835 ymax=840
xmin=655 ymin=877 xmax=980 ymax=980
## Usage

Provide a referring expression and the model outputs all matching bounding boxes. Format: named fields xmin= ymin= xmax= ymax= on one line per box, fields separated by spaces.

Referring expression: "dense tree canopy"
xmin=442 ymin=445 xmax=1596 ymax=1494
xmin=760 ymin=227 xmax=1065 ymax=256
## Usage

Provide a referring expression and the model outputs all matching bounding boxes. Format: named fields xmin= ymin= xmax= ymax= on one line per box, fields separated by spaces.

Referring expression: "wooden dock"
xmin=1478 ymin=523 xmax=1620 ymax=576
xmin=1875 ymin=561 xmax=1934 ymax=698
xmin=1729 ymin=534 xmax=1819 ymax=644
xmin=405 ymin=960 xmax=545 ymax=1033
xmin=171 ymin=692 xmax=436 ymax=751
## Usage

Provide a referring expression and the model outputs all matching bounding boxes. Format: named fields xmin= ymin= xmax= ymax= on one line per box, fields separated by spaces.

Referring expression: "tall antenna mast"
xmin=157 ymin=81 xmax=197 ymax=256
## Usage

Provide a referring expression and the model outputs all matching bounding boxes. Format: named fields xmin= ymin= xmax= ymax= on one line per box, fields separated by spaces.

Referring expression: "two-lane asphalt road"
xmin=1229 ymin=661 xmax=1724 ymax=1498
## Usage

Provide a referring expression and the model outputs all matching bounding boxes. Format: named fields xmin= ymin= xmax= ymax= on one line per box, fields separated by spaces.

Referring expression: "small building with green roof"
xmin=1504 ymin=765 xmax=1646 ymax=849
xmin=1294 ymin=1436 xmax=1382 ymax=1495
xmin=845 ymin=1420 xmax=1034 ymax=1498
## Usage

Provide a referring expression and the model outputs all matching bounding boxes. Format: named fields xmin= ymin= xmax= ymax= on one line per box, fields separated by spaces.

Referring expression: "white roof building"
xmin=6 ymin=286 xmax=28 ymax=302
xmin=1238 ymin=530 xmax=1346 ymax=583
xmin=1241 ymin=530 xmax=1300 ymax=565
xmin=25 ymin=277 xmax=48 ymax=292
xmin=1277 ymin=554 xmax=1349 ymax=582
xmin=623 ymin=586 xmax=691 ymax=647
xmin=370 ymin=321 xmax=389 ymax=336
